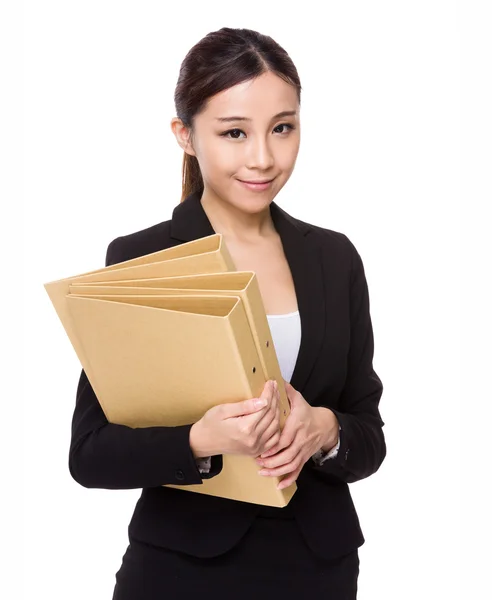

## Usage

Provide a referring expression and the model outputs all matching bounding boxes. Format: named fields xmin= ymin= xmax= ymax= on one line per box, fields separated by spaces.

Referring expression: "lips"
xmin=238 ymin=179 xmax=273 ymax=184
xmin=237 ymin=178 xmax=274 ymax=192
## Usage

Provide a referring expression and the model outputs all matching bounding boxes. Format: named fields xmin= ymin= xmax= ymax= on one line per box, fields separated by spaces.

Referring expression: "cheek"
xmin=199 ymin=140 xmax=238 ymax=176
xmin=281 ymin=142 xmax=300 ymax=168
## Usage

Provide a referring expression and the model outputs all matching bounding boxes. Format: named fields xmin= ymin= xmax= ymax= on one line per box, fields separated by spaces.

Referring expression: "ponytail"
xmin=180 ymin=152 xmax=204 ymax=203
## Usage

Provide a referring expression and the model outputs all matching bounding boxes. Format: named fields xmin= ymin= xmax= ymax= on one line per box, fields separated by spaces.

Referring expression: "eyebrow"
xmin=215 ymin=110 xmax=298 ymax=123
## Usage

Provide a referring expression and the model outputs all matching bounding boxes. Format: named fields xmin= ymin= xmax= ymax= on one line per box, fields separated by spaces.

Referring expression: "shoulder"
xmin=287 ymin=212 xmax=367 ymax=286
xmin=105 ymin=219 xmax=174 ymax=266
xmin=290 ymin=213 xmax=359 ymax=262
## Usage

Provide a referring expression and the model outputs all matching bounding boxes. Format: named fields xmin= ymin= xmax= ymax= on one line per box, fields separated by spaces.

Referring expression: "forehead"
xmin=201 ymin=71 xmax=299 ymax=120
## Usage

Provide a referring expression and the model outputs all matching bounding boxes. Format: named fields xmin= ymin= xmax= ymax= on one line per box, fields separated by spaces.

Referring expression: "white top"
xmin=265 ymin=310 xmax=301 ymax=383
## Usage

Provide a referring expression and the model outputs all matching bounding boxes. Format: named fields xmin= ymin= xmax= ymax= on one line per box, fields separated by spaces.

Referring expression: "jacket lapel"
xmin=169 ymin=191 xmax=326 ymax=395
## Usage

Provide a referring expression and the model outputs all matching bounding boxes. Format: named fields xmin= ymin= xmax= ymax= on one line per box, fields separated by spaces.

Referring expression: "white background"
xmin=7 ymin=0 xmax=489 ymax=598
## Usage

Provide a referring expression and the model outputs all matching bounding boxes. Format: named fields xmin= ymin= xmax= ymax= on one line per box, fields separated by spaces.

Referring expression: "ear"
xmin=170 ymin=117 xmax=197 ymax=157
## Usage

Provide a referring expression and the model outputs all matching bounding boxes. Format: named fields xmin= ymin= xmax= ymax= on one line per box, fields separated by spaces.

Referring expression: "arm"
xmin=308 ymin=236 xmax=386 ymax=483
xmin=68 ymin=238 xmax=223 ymax=489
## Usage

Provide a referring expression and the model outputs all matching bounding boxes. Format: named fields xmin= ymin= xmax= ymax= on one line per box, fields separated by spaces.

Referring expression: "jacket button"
xmin=175 ymin=469 xmax=185 ymax=481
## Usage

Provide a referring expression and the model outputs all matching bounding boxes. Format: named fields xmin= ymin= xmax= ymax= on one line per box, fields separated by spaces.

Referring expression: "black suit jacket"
xmin=69 ymin=190 xmax=386 ymax=560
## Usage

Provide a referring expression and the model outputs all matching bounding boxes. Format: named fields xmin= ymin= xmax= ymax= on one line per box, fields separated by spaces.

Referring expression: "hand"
xmin=255 ymin=380 xmax=339 ymax=489
xmin=190 ymin=380 xmax=281 ymax=458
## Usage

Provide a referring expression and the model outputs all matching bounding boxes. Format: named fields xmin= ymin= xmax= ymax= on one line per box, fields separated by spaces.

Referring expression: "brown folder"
xmin=66 ymin=293 xmax=295 ymax=506
xmin=69 ymin=271 xmax=291 ymax=428
xmin=44 ymin=234 xmax=235 ymax=372
xmin=44 ymin=234 xmax=297 ymax=507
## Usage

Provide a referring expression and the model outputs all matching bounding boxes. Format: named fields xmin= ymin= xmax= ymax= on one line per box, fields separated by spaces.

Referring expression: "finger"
xmin=260 ymin=430 xmax=281 ymax=455
xmin=277 ymin=466 xmax=302 ymax=490
xmin=259 ymin=424 xmax=301 ymax=465
xmin=257 ymin=379 xmax=278 ymax=417
xmin=252 ymin=383 xmax=279 ymax=433
xmin=283 ymin=382 xmax=295 ymax=407
xmin=260 ymin=415 xmax=281 ymax=447
xmin=263 ymin=379 xmax=277 ymax=403
xmin=259 ymin=445 xmax=278 ymax=459
xmin=241 ymin=380 xmax=277 ymax=422
xmin=258 ymin=455 xmax=303 ymax=478
xmin=260 ymin=416 xmax=296 ymax=458
xmin=258 ymin=442 xmax=299 ymax=469
xmin=286 ymin=385 xmax=299 ymax=406
xmin=264 ymin=396 xmax=281 ymax=448
xmin=269 ymin=381 xmax=279 ymax=412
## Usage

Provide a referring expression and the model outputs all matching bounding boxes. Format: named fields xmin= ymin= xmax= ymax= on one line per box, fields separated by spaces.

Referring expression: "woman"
xmin=69 ymin=27 xmax=385 ymax=599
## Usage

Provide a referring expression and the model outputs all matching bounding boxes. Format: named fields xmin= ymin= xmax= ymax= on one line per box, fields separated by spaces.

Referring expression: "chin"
xmin=234 ymin=196 xmax=273 ymax=213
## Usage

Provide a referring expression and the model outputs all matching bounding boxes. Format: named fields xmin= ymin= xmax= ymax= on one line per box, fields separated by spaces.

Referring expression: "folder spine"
xmin=225 ymin=301 xmax=295 ymax=505
xmin=224 ymin=298 xmax=265 ymax=403
xmin=239 ymin=277 xmax=292 ymax=427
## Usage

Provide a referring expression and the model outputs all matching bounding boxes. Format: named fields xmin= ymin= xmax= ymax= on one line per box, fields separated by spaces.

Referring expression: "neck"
xmin=200 ymin=189 xmax=276 ymax=243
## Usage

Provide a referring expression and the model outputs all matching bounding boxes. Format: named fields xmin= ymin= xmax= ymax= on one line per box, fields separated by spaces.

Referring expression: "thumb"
xmin=221 ymin=384 xmax=273 ymax=419
xmin=223 ymin=397 xmax=267 ymax=419
xmin=284 ymin=380 xmax=295 ymax=406
xmin=284 ymin=380 xmax=294 ymax=396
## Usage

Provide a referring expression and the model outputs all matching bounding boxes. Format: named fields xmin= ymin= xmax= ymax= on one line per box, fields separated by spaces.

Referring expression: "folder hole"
xmin=266 ymin=341 xmax=269 ymax=347
xmin=252 ymin=367 xmax=256 ymax=374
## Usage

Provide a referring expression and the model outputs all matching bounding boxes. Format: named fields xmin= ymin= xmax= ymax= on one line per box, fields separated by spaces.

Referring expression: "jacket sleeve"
xmin=309 ymin=236 xmax=386 ymax=484
xmin=68 ymin=238 xmax=223 ymax=489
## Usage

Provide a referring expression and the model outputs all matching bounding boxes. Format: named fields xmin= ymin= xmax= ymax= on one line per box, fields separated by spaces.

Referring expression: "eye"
xmin=220 ymin=128 xmax=246 ymax=139
xmin=273 ymin=123 xmax=295 ymax=134
xmin=220 ymin=123 xmax=296 ymax=140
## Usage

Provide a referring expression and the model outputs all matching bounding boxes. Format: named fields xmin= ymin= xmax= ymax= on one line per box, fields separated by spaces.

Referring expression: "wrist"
xmin=313 ymin=407 xmax=339 ymax=453
xmin=189 ymin=420 xmax=216 ymax=458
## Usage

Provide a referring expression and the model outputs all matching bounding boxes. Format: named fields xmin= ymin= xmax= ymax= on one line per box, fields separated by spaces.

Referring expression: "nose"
xmin=245 ymin=135 xmax=275 ymax=171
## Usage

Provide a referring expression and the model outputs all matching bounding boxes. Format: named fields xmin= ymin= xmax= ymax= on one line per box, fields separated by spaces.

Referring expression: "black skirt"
xmin=112 ymin=510 xmax=360 ymax=600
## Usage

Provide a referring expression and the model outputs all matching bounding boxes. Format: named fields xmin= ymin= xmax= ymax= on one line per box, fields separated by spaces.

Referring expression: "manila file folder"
xmin=44 ymin=234 xmax=236 ymax=381
xmin=70 ymin=271 xmax=292 ymax=429
xmin=44 ymin=234 xmax=296 ymax=507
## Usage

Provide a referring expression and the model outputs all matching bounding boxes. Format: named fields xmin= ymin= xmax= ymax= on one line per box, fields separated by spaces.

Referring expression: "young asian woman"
xmin=69 ymin=27 xmax=386 ymax=600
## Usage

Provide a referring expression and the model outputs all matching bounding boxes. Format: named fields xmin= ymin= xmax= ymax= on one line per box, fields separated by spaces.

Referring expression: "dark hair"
xmin=173 ymin=27 xmax=302 ymax=203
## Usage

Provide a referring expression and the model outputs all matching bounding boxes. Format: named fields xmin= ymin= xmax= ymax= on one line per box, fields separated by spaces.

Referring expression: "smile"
xmin=237 ymin=178 xmax=274 ymax=191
